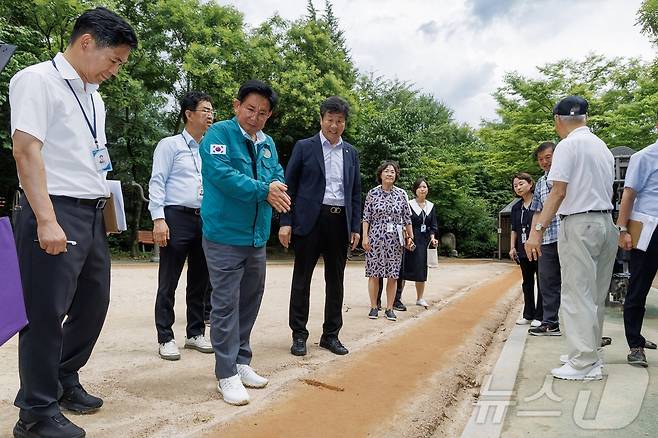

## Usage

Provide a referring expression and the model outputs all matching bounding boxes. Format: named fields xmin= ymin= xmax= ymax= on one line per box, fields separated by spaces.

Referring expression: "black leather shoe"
xmin=59 ymin=385 xmax=103 ymax=414
xmin=13 ymin=413 xmax=85 ymax=438
xmin=319 ymin=337 xmax=349 ymax=355
xmin=291 ymin=338 xmax=307 ymax=356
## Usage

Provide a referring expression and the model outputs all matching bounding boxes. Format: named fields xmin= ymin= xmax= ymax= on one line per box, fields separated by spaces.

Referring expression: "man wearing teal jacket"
xmin=199 ymin=80 xmax=290 ymax=406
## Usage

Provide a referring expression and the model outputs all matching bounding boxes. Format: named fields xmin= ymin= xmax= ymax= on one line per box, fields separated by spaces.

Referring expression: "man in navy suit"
xmin=279 ymin=96 xmax=361 ymax=356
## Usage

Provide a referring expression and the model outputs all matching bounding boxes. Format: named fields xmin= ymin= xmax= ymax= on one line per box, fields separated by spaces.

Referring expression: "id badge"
xmin=420 ymin=224 xmax=427 ymax=233
xmin=92 ymin=147 xmax=113 ymax=173
xmin=386 ymin=223 xmax=394 ymax=233
xmin=521 ymin=228 xmax=527 ymax=244
xmin=197 ymin=184 xmax=204 ymax=200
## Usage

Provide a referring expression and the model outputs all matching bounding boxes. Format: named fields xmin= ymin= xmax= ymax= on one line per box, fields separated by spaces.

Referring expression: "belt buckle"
xmin=330 ymin=206 xmax=341 ymax=214
xmin=96 ymin=198 xmax=107 ymax=209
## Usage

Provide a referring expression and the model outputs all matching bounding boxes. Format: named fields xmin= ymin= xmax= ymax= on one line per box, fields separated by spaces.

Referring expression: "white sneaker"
xmin=184 ymin=335 xmax=213 ymax=353
xmin=516 ymin=318 xmax=532 ymax=325
xmin=159 ymin=340 xmax=180 ymax=361
xmin=218 ymin=374 xmax=250 ymax=405
xmin=551 ymin=362 xmax=603 ymax=381
xmin=530 ymin=320 xmax=542 ymax=327
xmin=416 ymin=298 xmax=429 ymax=308
xmin=237 ymin=364 xmax=269 ymax=388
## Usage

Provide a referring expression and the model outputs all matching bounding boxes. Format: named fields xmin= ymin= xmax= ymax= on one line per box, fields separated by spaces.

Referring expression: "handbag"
xmin=427 ymin=241 xmax=439 ymax=268
xmin=0 ymin=216 xmax=28 ymax=346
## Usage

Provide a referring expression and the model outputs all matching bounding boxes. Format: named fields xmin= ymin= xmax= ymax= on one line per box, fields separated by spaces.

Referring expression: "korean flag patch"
xmin=210 ymin=144 xmax=226 ymax=155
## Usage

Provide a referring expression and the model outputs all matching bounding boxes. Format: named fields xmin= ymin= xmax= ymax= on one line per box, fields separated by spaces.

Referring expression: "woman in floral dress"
xmin=362 ymin=161 xmax=414 ymax=321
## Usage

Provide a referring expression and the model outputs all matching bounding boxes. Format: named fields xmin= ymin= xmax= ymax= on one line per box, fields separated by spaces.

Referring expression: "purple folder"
xmin=0 ymin=216 xmax=27 ymax=346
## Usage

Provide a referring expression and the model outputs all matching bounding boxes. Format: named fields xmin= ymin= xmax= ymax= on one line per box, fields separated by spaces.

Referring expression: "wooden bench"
xmin=137 ymin=230 xmax=154 ymax=252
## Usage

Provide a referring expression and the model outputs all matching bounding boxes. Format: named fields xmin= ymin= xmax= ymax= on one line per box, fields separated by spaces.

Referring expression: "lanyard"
xmin=520 ymin=205 xmax=531 ymax=229
xmin=417 ymin=202 xmax=428 ymax=226
xmin=181 ymin=134 xmax=201 ymax=178
xmin=51 ymin=59 xmax=98 ymax=148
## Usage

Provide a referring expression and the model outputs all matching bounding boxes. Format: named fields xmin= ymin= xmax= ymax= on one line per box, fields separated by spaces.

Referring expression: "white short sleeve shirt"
xmin=548 ymin=126 xmax=614 ymax=216
xmin=9 ymin=52 xmax=110 ymax=199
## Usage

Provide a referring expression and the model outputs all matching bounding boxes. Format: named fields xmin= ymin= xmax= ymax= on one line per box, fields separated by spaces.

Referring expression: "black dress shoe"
xmin=291 ymin=338 xmax=307 ymax=356
xmin=319 ymin=337 xmax=349 ymax=355
xmin=59 ymin=385 xmax=103 ymax=414
xmin=13 ymin=413 xmax=85 ymax=438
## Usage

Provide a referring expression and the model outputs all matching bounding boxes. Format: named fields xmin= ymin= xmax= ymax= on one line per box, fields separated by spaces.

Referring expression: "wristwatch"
xmin=616 ymin=225 xmax=628 ymax=232
xmin=535 ymin=223 xmax=545 ymax=232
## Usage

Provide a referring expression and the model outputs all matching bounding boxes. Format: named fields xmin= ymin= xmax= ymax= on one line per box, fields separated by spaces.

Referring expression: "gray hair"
xmin=555 ymin=114 xmax=587 ymax=123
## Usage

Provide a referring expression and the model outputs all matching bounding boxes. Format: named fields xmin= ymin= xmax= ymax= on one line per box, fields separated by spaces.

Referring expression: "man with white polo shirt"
xmin=149 ymin=91 xmax=215 ymax=360
xmin=10 ymin=7 xmax=137 ymax=437
xmin=526 ymin=95 xmax=618 ymax=381
xmin=616 ymin=122 xmax=658 ymax=368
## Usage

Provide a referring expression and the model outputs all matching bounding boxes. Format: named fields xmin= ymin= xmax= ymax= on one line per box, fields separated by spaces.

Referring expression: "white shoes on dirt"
xmin=517 ymin=318 xmax=541 ymax=326
xmin=218 ymin=374 xmax=250 ymax=405
xmin=551 ymin=362 xmax=603 ymax=381
xmin=217 ymin=366 xmax=268 ymax=405
xmin=416 ymin=298 xmax=429 ymax=308
xmin=237 ymin=364 xmax=269 ymax=388
xmin=158 ymin=340 xmax=181 ymax=361
xmin=184 ymin=335 xmax=213 ymax=353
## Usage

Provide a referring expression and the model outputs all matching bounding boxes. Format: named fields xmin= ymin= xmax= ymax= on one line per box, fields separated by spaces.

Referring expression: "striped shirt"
xmin=529 ymin=174 xmax=560 ymax=244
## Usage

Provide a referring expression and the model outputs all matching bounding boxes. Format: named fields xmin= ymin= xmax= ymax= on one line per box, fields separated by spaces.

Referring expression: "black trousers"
xmin=13 ymin=195 xmax=110 ymax=422
xmin=289 ymin=206 xmax=348 ymax=341
xmin=624 ymin=227 xmax=658 ymax=348
xmin=154 ymin=206 xmax=209 ymax=343
xmin=519 ymin=257 xmax=542 ymax=321
xmin=538 ymin=242 xmax=561 ymax=325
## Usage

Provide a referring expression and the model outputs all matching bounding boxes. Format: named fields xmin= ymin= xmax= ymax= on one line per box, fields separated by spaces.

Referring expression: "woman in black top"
xmin=400 ymin=178 xmax=438 ymax=308
xmin=510 ymin=172 xmax=542 ymax=326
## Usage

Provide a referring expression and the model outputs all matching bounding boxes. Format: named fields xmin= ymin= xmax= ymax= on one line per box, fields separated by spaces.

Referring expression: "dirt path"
xmin=208 ymin=268 xmax=521 ymax=437
xmin=0 ymin=260 xmax=517 ymax=437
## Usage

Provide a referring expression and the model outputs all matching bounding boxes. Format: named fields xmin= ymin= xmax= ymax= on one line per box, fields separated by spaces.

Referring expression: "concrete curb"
xmin=461 ymin=315 xmax=528 ymax=437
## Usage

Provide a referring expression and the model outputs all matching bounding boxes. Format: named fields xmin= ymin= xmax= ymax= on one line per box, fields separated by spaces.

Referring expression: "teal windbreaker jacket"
xmin=199 ymin=117 xmax=285 ymax=247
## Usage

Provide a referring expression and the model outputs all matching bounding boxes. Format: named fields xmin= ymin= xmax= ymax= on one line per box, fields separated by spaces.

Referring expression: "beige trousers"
xmin=557 ymin=212 xmax=619 ymax=369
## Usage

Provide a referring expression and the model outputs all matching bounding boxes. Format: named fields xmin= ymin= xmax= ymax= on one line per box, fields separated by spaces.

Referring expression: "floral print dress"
xmin=363 ymin=185 xmax=412 ymax=278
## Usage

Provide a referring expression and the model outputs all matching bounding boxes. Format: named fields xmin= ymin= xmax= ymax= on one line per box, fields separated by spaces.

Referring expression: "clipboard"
xmin=103 ymin=180 xmax=127 ymax=234
xmin=627 ymin=219 xmax=643 ymax=249
xmin=628 ymin=211 xmax=658 ymax=251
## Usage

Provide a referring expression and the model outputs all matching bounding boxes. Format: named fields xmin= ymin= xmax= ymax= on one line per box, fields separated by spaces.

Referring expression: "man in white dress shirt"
xmin=149 ymin=91 xmax=215 ymax=360
xmin=526 ymin=96 xmax=618 ymax=381
xmin=10 ymin=7 xmax=136 ymax=437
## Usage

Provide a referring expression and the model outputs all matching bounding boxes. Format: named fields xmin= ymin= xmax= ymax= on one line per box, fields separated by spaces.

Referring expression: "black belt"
xmin=51 ymin=195 xmax=108 ymax=209
xmin=321 ymin=204 xmax=344 ymax=214
xmin=559 ymin=209 xmax=611 ymax=220
xmin=166 ymin=205 xmax=201 ymax=215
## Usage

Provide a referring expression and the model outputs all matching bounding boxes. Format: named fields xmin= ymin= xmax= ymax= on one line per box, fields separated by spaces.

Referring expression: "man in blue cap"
xmin=526 ymin=96 xmax=618 ymax=381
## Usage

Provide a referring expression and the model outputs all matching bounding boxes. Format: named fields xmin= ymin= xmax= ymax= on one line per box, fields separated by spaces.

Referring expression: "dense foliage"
xmin=1 ymin=0 xmax=657 ymax=257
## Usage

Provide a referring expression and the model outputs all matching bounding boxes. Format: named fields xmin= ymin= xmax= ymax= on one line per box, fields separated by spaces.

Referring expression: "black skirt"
xmin=402 ymin=205 xmax=437 ymax=282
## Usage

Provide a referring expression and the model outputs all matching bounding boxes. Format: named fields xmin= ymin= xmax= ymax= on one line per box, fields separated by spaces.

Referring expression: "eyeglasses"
xmin=242 ymin=106 xmax=270 ymax=120
xmin=191 ymin=109 xmax=216 ymax=116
